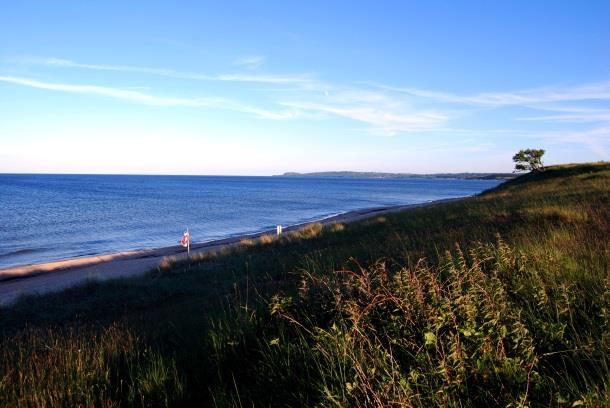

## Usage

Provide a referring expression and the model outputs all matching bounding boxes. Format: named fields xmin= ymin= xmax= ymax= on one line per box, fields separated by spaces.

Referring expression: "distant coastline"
xmin=275 ymin=171 xmax=515 ymax=180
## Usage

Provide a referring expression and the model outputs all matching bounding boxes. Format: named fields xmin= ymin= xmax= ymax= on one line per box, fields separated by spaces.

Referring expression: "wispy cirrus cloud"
xmin=13 ymin=57 xmax=313 ymax=85
xmin=373 ymin=80 xmax=610 ymax=154
xmin=534 ymin=125 xmax=610 ymax=158
xmin=5 ymin=56 xmax=610 ymax=151
xmin=6 ymin=56 xmax=451 ymax=134
xmin=518 ymin=112 xmax=610 ymax=123
xmin=23 ymin=57 xmax=610 ymax=107
xmin=281 ymin=101 xmax=448 ymax=134
xmin=234 ymin=55 xmax=265 ymax=69
xmin=0 ymin=73 xmax=447 ymax=132
xmin=515 ymin=106 xmax=610 ymax=123
xmin=378 ymin=81 xmax=610 ymax=106
xmin=0 ymin=75 xmax=196 ymax=106
xmin=0 ymin=75 xmax=297 ymax=119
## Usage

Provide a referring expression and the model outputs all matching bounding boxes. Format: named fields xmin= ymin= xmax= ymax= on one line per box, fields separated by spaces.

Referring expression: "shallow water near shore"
xmin=0 ymin=174 xmax=499 ymax=269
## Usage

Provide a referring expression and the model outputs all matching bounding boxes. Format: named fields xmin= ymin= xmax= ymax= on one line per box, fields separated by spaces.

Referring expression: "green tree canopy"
xmin=513 ymin=149 xmax=545 ymax=172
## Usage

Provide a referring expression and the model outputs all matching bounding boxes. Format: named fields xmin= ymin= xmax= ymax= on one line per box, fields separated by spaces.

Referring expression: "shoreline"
xmin=0 ymin=197 xmax=461 ymax=305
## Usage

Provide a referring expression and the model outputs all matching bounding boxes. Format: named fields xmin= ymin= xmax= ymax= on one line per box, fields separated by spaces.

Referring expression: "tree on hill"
xmin=513 ymin=148 xmax=545 ymax=172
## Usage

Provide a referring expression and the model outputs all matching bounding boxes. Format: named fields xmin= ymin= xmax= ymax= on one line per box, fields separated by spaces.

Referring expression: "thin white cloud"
xmin=14 ymin=57 xmax=313 ymax=85
xmin=379 ymin=81 xmax=610 ymax=106
xmin=278 ymin=83 xmax=456 ymax=134
xmin=515 ymin=105 xmax=610 ymax=123
xmin=6 ymin=56 xmax=453 ymax=134
xmin=281 ymin=101 xmax=448 ymax=134
xmin=212 ymin=73 xmax=313 ymax=84
xmin=517 ymin=112 xmax=610 ymax=123
xmin=0 ymin=75 xmax=296 ymax=119
xmin=0 ymin=74 xmax=445 ymax=131
xmin=0 ymin=75 xmax=190 ymax=105
xmin=234 ymin=55 xmax=265 ymax=69
xmin=373 ymin=80 xmax=610 ymax=151
xmin=6 ymin=56 xmax=610 ymax=156
xmin=537 ymin=126 xmax=610 ymax=159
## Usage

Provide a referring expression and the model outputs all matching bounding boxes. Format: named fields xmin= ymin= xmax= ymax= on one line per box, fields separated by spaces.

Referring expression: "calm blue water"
xmin=0 ymin=174 xmax=500 ymax=269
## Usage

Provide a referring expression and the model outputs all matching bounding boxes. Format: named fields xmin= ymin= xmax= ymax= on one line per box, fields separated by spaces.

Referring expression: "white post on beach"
xmin=276 ymin=225 xmax=282 ymax=236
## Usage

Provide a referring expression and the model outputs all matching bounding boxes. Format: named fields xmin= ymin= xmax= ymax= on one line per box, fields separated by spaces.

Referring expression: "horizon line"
xmin=0 ymin=170 xmax=526 ymax=177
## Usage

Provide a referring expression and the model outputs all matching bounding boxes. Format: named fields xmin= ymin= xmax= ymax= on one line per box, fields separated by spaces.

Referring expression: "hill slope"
xmin=1 ymin=163 xmax=609 ymax=407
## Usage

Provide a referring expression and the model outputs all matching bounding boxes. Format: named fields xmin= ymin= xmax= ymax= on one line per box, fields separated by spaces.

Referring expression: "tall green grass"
xmin=0 ymin=162 xmax=608 ymax=406
xmin=0 ymin=324 xmax=183 ymax=407
xmin=246 ymin=238 xmax=609 ymax=406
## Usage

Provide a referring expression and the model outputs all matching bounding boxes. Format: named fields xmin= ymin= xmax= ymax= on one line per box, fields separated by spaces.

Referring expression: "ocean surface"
xmin=0 ymin=174 xmax=500 ymax=269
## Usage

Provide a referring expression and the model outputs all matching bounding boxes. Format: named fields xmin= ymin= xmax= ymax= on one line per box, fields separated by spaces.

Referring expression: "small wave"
xmin=0 ymin=247 xmax=48 ymax=258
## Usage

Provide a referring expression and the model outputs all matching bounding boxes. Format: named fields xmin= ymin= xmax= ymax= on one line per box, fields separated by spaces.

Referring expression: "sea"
xmin=0 ymin=174 xmax=501 ymax=269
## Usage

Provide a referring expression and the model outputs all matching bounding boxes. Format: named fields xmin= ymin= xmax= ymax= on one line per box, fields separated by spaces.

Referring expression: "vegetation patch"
xmin=0 ymin=162 xmax=609 ymax=406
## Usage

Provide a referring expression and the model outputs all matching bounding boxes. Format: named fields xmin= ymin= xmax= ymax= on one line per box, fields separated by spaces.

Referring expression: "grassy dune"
xmin=1 ymin=163 xmax=609 ymax=407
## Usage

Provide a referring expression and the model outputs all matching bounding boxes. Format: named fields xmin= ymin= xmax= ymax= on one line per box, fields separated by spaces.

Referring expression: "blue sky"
xmin=1 ymin=1 xmax=609 ymax=174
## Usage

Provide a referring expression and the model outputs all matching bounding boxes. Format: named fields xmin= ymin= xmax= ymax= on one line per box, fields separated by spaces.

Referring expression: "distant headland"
xmin=275 ymin=171 xmax=515 ymax=180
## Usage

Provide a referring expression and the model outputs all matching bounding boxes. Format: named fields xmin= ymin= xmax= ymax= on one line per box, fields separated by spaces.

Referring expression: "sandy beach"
xmin=0 ymin=199 xmax=458 ymax=305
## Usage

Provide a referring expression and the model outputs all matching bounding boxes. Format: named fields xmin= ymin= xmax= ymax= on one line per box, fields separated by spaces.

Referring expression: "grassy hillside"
xmin=1 ymin=163 xmax=609 ymax=407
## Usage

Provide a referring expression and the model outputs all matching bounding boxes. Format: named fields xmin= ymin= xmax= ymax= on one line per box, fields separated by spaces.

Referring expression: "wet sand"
xmin=0 ymin=198 xmax=459 ymax=305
